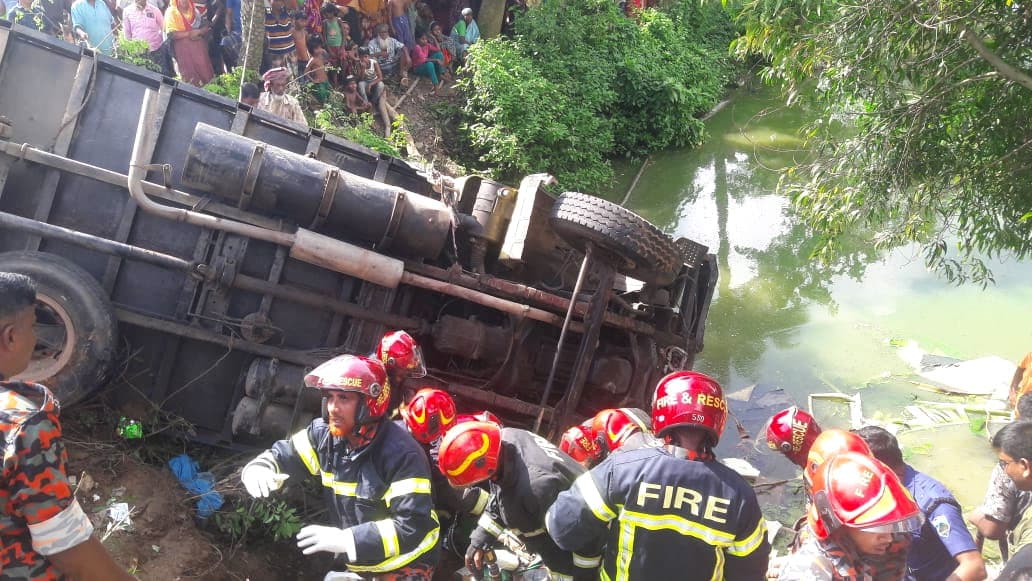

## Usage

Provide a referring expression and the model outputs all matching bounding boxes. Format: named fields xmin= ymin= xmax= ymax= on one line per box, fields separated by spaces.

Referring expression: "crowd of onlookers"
xmin=1 ymin=0 xmax=480 ymax=133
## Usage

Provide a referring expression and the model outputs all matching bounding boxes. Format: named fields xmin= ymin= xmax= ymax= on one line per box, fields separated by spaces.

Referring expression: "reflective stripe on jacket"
xmin=546 ymin=445 xmax=770 ymax=581
xmin=251 ymin=418 xmax=439 ymax=573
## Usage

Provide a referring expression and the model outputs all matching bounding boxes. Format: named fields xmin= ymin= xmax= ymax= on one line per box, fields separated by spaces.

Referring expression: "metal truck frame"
xmin=0 ymin=22 xmax=717 ymax=447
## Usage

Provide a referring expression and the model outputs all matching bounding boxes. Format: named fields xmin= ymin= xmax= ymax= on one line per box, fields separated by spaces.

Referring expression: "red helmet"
xmin=438 ymin=420 xmax=502 ymax=486
xmin=401 ymin=387 xmax=457 ymax=444
xmin=651 ymin=371 xmax=727 ymax=445
xmin=808 ymin=451 xmax=924 ymax=540
xmin=766 ymin=406 xmax=823 ymax=468
xmin=592 ymin=408 xmax=651 ymax=456
xmin=804 ymin=429 xmax=872 ymax=487
xmin=305 ymin=354 xmax=391 ymax=425
xmin=560 ymin=420 xmax=602 ymax=466
xmin=455 ymin=410 xmax=503 ymax=427
xmin=377 ymin=330 xmax=427 ymax=379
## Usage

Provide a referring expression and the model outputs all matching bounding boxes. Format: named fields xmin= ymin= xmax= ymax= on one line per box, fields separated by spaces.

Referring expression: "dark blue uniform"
xmin=546 ymin=445 xmax=770 ymax=581
xmin=902 ymin=465 xmax=978 ymax=581
xmin=249 ymin=419 xmax=440 ymax=575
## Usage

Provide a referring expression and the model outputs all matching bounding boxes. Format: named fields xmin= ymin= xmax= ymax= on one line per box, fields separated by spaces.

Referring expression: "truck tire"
xmin=0 ymin=251 xmax=118 ymax=406
xmin=549 ymin=192 xmax=681 ymax=286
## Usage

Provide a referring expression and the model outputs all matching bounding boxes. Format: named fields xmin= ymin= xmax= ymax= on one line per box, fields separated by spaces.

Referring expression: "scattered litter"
xmin=103 ymin=502 xmax=134 ymax=540
xmin=68 ymin=475 xmax=77 ymax=486
xmin=152 ymin=545 xmax=161 ymax=553
xmin=808 ymin=392 xmax=865 ymax=429
xmin=117 ymin=417 xmax=144 ymax=440
xmin=168 ymin=454 xmax=224 ymax=519
xmin=111 ymin=486 xmax=126 ymax=497
xmin=766 ymin=519 xmax=783 ymax=544
xmin=76 ymin=471 xmax=95 ymax=495
xmin=92 ymin=494 xmax=101 ymax=502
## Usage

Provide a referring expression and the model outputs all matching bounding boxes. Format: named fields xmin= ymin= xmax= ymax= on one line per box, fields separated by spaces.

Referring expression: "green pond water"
xmin=600 ymin=83 xmax=1032 ymax=511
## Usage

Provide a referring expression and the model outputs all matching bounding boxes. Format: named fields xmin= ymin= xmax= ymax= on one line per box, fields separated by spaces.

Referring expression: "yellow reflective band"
xmin=573 ymin=553 xmax=601 ymax=568
xmin=727 ymin=518 xmax=767 ymax=557
xmin=319 ymin=472 xmax=359 ymax=496
xmin=552 ymin=574 xmax=573 ymax=581
xmin=291 ymin=429 xmax=320 ymax=476
xmin=710 ymin=546 xmax=724 ymax=581
xmin=445 ymin=434 xmax=490 ymax=477
xmin=622 ymin=509 xmax=735 ymax=546
xmin=375 ymin=519 xmax=400 ymax=558
xmin=383 ymin=478 xmax=432 ymax=506
xmin=574 ymin=472 xmax=616 ymax=522
xmin=477 ymin=513 xmax=504 ymax=538
xmin=616 ymin=519 xmax=635 ymax=581
xmin=348 ymin=511 xmax=440 ymax=573
xmin=471 ymin=488 xmax=489 ymax=516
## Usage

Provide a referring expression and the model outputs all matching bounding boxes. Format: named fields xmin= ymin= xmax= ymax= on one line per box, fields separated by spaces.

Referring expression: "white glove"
xmin=241 ymin=464 xmax=289 ymax=498
xmin=297 ymin=524 xmax=357 ymax=559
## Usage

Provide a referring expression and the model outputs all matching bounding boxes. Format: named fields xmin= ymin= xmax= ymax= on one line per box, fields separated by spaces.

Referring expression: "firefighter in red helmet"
xmin=560 ymin=420 xmax=602 ymax=467
xmin=438 ymin=420 xmax=591 ymax=580
xmin=377 ymin=330 xmax=427 ymax=409
xmin=776 ymin=451 xmax=924 ymax=580
xmin=804 ymin=429 xmax=873 ymax=489
xmin=766 ymin=406 xmax=822 ymax=468
xmin=240 ymin=354 xmax=439 ymax=580
xmin=547 ymin=371 xmax=770 ymax=580
xmin=591 ymin=407 xmax=654 ymax=463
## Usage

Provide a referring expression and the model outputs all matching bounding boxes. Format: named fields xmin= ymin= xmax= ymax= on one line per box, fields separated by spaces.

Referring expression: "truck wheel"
xmin=0 ymin=251 xmax=118 ymax=406
xmin=549 ymin=192 xmax=681 ymax=286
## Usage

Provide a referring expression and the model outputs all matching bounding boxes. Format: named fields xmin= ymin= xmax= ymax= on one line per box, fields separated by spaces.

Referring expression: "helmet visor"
xmin=408 ymin=345 xmax=427 ymax=378
xmin=855 ymin=512 xmax=925 ymax=535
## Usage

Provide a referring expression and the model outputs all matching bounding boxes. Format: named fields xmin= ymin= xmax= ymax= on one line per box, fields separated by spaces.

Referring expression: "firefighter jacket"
xmin=249 ymin=418 xmax=440 ymax=574
xmin=468 ymin=428 xmax=589 ymax=580
xmin=546 ymin=445 xmax=771 ymax=581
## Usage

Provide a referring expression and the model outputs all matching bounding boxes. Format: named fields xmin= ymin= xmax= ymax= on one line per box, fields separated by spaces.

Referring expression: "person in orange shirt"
xmin=1009 ymin=352 xmax=1032 ymax=407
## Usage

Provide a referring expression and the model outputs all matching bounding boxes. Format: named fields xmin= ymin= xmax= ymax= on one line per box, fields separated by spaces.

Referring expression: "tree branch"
xmin=960 ymin=26 xmax=1032 ymax=91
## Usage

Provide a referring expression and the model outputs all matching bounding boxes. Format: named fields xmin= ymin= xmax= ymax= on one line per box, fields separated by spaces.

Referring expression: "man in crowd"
xmin=439 ymin=420 xmax=591 ymax=580
xmin=265 ymin=0 xmax=297 ymax=74
xmin=450 ymin=7 xmax=478 ymax=61
xmin=241 ymin=354 xmax=439 ymax=579
xmin=240 ymin=81 xmax=261 ymax=107
xmin=777 ymin=451 xmax=924 ymax=580
xmin=0 ymin=273 xmax=134 ymax=580
xmin=257 ymin=66 xmax=308 ymax=126
xmin=856 ymin=426 xmax=986 ymax=581
xmin=367 ymin=23 xmax=409 ymax=83
xmin=547 ymin=371 xmax=770 ymax=579
xmin=122 ymin=0 xmax=173 ymax=76
xmin=7 ymin=0 xmax=59 ymax=33
xmin=969 ymin=421 xmax=1032 ymax=558
xmin=70 ymin=0 xmax=115 ymax=54
xmin=386 ymin=0 xmax=412 ymax=49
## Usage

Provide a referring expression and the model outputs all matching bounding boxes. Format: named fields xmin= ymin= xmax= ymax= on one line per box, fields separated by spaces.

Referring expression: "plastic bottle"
xmin=483 ymin=549 xmax=502 ymax=581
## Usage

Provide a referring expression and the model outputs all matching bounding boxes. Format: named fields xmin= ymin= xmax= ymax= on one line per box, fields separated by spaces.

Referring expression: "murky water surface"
xmin=603 ymin=83 xmax=1032 ymax=510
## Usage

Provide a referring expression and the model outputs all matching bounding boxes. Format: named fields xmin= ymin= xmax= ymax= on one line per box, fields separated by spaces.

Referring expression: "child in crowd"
xmin=293 ymin=13 xmax=310 ymax=66
xmin=344 ymin=75 xmax=373 ymax=114
xmin=320 ymin=4 xmax=344 ymax=85
xmin=306 ymin=44 xmax=332 ymax=102
xmin=411 ymin=31 xmax=447 ymax=94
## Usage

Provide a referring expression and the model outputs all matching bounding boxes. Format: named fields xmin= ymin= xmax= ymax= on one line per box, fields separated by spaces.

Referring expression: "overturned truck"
xmin=0 ymin=22 xmax=716 ymax=446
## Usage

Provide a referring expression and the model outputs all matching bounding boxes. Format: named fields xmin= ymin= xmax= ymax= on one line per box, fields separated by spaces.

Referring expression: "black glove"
xmin=465 ymin=542 xmax=490 ymax=578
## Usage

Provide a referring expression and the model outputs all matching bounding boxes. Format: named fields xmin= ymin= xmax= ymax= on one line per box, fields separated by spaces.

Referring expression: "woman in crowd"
xmin=165 ymin=0 xmax=214 ymax=86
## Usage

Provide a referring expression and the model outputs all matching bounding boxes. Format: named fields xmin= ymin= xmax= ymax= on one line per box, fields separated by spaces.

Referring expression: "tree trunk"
xmin=240 ymin=0 xmax=266 ymax=87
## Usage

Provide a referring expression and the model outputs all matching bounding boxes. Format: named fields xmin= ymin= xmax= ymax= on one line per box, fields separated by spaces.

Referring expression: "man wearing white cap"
xmin=257 ymin=67 xmax=309 ymax=126
xmin=450 ymin=7 xmax=478 ymax=61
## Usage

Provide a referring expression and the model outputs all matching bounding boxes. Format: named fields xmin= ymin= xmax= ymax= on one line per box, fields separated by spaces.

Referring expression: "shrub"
xmin=461 ymin=0 xmax=739 ymax=191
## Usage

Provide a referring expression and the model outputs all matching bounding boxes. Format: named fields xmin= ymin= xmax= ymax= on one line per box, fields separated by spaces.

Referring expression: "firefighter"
xmin=803 ymin=428 xmax=872 ymax=489
xmin=240 ymin=354 xmax=439 ymax=580
xmin=400 ymin=387 xmax=490 ymax=518
xmin=560 ymin=420 xmax=601 ymax=467
xmin=437 ymin=420 xmax=591 ymax=581
xmin=777 ymin=451 xmax=924 ymax=580
xmin=377 ymin=330 xmax=427 ymax=409
xmin=590 ymin=407 xmax=655 ymax=464
xmin=546 ymin=371 xmax=771 ymax=580
xmin=766 ymin=406 xmax=822 ymax=468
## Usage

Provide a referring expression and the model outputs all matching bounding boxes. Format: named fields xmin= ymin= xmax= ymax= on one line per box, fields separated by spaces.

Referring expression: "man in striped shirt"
xmin=265 ymin=0 xmax=297 ymax=74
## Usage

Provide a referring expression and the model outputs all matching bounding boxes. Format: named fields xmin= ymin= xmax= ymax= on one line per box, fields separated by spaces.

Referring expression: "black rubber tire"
xmin=549 ymin=192 xmax=681 ymax=286
xmin=0 ymin=251 xmax=118 ymax=406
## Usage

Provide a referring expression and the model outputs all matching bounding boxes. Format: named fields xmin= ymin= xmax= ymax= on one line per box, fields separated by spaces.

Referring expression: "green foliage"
xmin=461 ymin=0 xmax=739 ymax=191
xmin=114 ymin=36 xmax=162 ymax=73
xmin=308 ymin=93 xmax=409 ymax=158
xmin=734 ymin=0 xmax=1032 ymax=285
xmin=214 ymin=499 xmax=302 ymax=543
xmin=202 ymin=67 xmax=260 ymax=100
